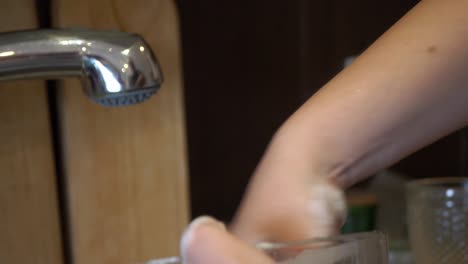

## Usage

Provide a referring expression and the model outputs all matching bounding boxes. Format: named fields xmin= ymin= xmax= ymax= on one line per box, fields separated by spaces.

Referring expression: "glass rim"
xmin=256 ymin=231 xmax=386 ymax=250
xmin=406 ymin=177 xmax=468 ymax=190
xmin=142 ymin=232 xmax=387 ymax=264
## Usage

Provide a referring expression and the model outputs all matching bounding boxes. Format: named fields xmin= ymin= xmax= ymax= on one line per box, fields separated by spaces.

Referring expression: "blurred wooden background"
xmin=0 ymin=0 xmax=62 ymax=263
xmin=0 ymin=0 xmax=189 ymax=263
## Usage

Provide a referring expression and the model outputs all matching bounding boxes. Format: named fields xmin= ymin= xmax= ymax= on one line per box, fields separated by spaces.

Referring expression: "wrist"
xmin=271 ymin=116 xmax=350 ymax=187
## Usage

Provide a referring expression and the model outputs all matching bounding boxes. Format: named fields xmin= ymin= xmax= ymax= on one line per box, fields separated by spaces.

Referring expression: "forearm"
xmin=276 ymin=0 xmax=468 ymax=187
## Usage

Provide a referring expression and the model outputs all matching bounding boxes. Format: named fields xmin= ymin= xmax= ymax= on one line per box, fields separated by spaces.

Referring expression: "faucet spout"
xmin=0 ymin=29 xmax=163 ymax=106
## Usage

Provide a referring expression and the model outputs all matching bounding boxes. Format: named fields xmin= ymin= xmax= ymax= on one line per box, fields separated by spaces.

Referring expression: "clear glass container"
xmin=406 ymin=177 xmax=468 ymax=264
xmin=261 ymin=231 xmax=388 ymax=263
xmin=144 ymin=232 xmax=388 ymax=264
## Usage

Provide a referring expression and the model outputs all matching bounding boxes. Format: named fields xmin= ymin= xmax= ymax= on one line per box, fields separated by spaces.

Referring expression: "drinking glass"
xmin=144 ymin=231 xmax=388 ymax=264
xmin=406 ymin=177 xmax=468 ymax=263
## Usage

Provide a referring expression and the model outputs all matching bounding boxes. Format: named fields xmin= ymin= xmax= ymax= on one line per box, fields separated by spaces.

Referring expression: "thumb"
xmin=181 ymin=216 xmax=275 ymax=264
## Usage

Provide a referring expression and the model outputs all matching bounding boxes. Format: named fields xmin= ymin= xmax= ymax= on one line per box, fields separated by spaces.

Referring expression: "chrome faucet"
xmin=0 ymin=29 xmax=163 ymax=106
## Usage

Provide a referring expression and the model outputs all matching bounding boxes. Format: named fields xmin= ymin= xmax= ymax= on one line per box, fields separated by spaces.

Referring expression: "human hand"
xmin=181 ymin=216 xmax=275 ymax=264
xmin=231 ymin=129 xmax=347 ymax=243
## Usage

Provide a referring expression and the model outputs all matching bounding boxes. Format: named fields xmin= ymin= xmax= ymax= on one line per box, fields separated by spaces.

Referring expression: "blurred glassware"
xmin=406 ymin=177 xmax=468 ymax=264
xmin=143 ymin=232 xmax=389 ymax=264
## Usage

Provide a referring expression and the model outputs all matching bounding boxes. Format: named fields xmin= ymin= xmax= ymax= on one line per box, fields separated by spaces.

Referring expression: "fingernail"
xmin=180 ymin=216 xmax=226 ymax=258
xmin=188 ymin=216 xmax=226 ymax=231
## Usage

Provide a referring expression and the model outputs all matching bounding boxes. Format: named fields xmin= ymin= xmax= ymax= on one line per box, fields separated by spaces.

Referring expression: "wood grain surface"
xmin=53 ymin=0 xmax=189 ymax=263
xmin=0 ymin=0 xmax=63 ymax=263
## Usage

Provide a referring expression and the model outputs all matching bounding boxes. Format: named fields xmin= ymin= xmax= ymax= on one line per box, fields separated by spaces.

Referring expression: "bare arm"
xmin=282 ymin=0 xmax=468 ymax=187
xmin=232 ymin=0 xmax=468 ymax=242
xmin=183 ymin=1 xmax=468 ymax=263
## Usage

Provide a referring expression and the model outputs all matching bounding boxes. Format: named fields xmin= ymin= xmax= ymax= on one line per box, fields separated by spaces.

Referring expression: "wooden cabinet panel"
xmin=0 ymin=1 xmax=63 ymax=263
xmin=53 ymin=0 xmax=189 ymax=262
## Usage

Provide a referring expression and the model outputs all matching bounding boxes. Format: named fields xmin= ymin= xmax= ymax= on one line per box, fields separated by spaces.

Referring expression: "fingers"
xmin=304 ymin=182 xmax=347 ymax=235
xmin=181 ymin=216 xmax=275 ymax=264
xmin=231 ymin=179 xmax=347 ymax=243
